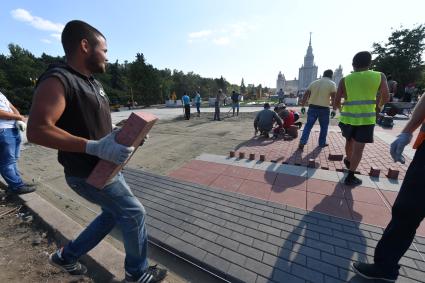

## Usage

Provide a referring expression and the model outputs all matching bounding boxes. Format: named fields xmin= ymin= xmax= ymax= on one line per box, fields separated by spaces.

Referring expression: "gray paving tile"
xmin=227 ymin=264 xmax=258 ymax=283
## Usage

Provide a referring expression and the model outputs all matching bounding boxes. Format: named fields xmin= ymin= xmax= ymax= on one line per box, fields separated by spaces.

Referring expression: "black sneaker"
xmin=319 ymin=143 xmax=329 ymax=148
xmin=125 ymin=265 xmax=167 ymax=283
xmin=49 ymin=248 xmax=87 ymax=276
xmin=343 ymin=158 xmax=350 ymax=169
xmin=344 ymin=175 xmax=362 ymax=186
xmin=352 ymin=262 xmax=397 ymax=282
xmin=298 ymin=144 xmax=304 ymax=151
xmin=8 ymin=184 xmax=36 ymax=195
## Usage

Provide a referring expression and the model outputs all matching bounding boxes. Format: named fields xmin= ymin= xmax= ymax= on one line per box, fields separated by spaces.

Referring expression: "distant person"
xmin=214 ymin=89 xmax=223 ymax=121
xmin=387 ymin=74 xmax=397 ymax=102
xmin=298 ymin=69 xmax=337 ymax=150
xmin=333 ymin=51 xmax=389 ymax=186
xmin=182 ymin=92 xmax=190 ymax=120
xmin=0 ymin=91 xmax=35 ymax=195
xmin=352 ymin=93 xmax=425 ymax=282
xmin=231 ymin=91 xmax=240 ymax=116
xmin=403 ymin=83 xmax=415 ymax=102
xmin=171 ymin=92 xmax=177 ymax=104
xmin=194 ymin=91 xmax=201 ymax=116
xmin=277 ymin=88 xmax=284 ymax=103
xmin=254 ymin=103 xmax=282 ymax=138
xmin=27 ymin=20 xmax=167 ymax=282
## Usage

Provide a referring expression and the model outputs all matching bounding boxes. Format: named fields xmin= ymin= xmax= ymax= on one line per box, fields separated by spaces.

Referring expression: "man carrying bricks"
xmin=352 ymin=94 xmax=425 ymax=282
xmin=27 ymin=20 xmax=167 ymax=283
xmin=333 ymin=51 xmax=389 ymax=186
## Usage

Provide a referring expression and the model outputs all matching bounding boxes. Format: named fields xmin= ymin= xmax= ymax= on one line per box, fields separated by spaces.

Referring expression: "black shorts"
xmin=338 ymin=122 xmax=374 ymax=143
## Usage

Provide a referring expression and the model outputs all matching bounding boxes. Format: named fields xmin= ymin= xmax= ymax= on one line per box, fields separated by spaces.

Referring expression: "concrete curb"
xmin=19 ymin=192 xmax=125 ymax=282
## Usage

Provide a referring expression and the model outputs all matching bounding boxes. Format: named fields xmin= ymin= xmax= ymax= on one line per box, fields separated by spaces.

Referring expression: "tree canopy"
xmin=0 ymin=44 xmax=248 ymax=113
xmin=372 ymin=24 xmax=425 ymax=93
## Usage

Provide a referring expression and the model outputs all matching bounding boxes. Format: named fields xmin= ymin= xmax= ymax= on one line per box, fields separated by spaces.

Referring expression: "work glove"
xmin=86 ymin=131 xmax=134 ymax=165
xmin=330 ymin=110 xmax=336 ymax=119
xmin=301 ymin=107 xmax=306 ymax=115
xmin=15 ymin=121 xmax=27 ymax=131
xmin=390 ymin=133 xmax=412 ymax=164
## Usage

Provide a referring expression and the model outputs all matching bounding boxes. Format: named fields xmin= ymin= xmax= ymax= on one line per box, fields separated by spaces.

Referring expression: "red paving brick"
xmin=237 ymin=180 xmax=272 ymax=201
xmin=221 ymin=166 xmax=254 ymax=179
xmin=349 ymin=201 xmax=392 ymax=228
xmin=274 ymin=173 xmax=306 ymax=190
xmin=307 ymin=192 xmax=352 ymax=219
xmin=270 ymin=186 xmax=306 ymax=210
xmin=246 ymin=169 xmax=277 ymax=184
xmin=210 ymin=175 xmax=244 ymax=192
xmin=306 ymin=179 xmax=345 ymax=198
xmin=379 ymin=190 xmax=398 ymax=206
xmin=344 ymin=186 xmax=387 ymax=206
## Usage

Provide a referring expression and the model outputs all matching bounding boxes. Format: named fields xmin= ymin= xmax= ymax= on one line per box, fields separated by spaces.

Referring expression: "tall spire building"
xmin=298 ymin=33 xmax=318 ymax=90
xmin=276 ymin=71 xmax=286 ymax=93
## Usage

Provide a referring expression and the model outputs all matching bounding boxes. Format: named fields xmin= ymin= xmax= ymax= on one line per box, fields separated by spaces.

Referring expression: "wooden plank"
xmin=87 ymin=112 xmax=158 ymax=189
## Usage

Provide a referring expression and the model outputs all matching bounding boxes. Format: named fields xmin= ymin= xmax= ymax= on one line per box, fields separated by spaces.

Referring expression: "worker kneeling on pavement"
xmin=254 ymin=103 xmax=282 ymax=138
xmin=272 ymin=104 xmax=302 ymax=138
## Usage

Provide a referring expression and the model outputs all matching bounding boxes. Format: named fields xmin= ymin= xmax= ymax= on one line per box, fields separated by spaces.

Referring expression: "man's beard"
xmin=86 ymin=52 xmax=105 ymax=74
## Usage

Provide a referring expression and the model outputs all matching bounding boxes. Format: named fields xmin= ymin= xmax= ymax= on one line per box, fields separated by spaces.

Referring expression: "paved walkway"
xmin=232 ymin=130 xmax=410 ymax=180
xmin=125 ymin=168 xmax=425 ymax=283
xmin=162 ymin=128 xmax=425 ymax=281
xmin=169 ymin=154 xmax=425 ymax=237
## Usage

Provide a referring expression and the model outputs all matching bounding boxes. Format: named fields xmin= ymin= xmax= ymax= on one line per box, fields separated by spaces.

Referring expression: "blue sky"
xmin=1 ymin=0 xmax=424 ymax=87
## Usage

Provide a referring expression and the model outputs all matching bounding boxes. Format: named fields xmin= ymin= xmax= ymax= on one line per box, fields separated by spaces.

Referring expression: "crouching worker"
xmin=272 ymin=104 xmax=302 ymax=138
xmin=254 ymin=103 xmax=282 ymax=138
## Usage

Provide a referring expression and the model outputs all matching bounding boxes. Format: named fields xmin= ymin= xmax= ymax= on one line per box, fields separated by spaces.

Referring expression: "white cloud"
xmin=41 ymin=39 xmax=52 ymax=44
xmin=11 ymin=8 xmax=64 ymax=33
xmin=213 ymin=37 xmax=230 ymax=46
xmin=188 ymin=30 xmax=212 ymax=39
xmin=188 ymin=21 xmax=255 ymax=46
xmin=50 ymin=33 xmax=61 ymax=40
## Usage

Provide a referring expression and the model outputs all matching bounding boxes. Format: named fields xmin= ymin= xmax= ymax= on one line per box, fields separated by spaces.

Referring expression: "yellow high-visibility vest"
xmin=340 ymin=70 xmax=381 ymax=125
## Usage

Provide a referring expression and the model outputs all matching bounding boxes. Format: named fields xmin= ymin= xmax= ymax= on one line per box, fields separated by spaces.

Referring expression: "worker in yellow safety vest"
xmin=333 ymin=51 xmax=389 ymax=186
xmin=352 ymin=92 xmax=425 ymax=282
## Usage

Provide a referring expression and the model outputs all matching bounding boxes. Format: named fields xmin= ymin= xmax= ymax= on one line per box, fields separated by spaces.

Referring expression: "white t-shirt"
xmin=0 ymin=92 xmax=16 ymax=129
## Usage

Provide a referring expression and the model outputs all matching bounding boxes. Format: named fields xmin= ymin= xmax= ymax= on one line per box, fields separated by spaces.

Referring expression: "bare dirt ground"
xmin=0 ymin=110 xmax=338 ymax=282
xmin=0 ymin=191 xmax=93 ymax=283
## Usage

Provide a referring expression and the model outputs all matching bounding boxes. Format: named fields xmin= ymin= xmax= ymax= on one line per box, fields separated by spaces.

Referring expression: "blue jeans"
xmin=300 ymin=107 xmax=330 ymax=146
xmin=63 ymin=173 xmax=148 ymax=277
xmin=0 ymin=128 xmax=25 ymax=190
xmin=196 ymin=102 xmax=200 ymax=114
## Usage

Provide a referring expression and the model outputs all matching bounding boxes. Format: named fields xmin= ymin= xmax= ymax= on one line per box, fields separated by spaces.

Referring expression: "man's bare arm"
xmin=401 ymin=94 xmax=425 ymax=134
xmin=377 ymin=73 xmax=390 ymax=109
xmin=300 ymin=90 xmax=311 ymax=107
xmin=27 ymin=77 xmax=87 ymax=152
xmin=333 ymin=78 xmax=345 ymax=111
xmin=0 ymin=109 xmax=24 ymax=121
xmin=330 ymin=91 xmax=336 ymax=107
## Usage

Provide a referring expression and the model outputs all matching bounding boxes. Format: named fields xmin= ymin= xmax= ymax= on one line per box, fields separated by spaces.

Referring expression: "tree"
xmin=372 ymin=25 xmax=425 ymax=93
xmin=128 ymin=53 xmax=161 ymax=106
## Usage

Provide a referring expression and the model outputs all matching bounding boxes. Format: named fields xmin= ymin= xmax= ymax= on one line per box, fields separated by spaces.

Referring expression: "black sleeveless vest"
xmin=37 ymin=63 xmax=112 ymax=177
